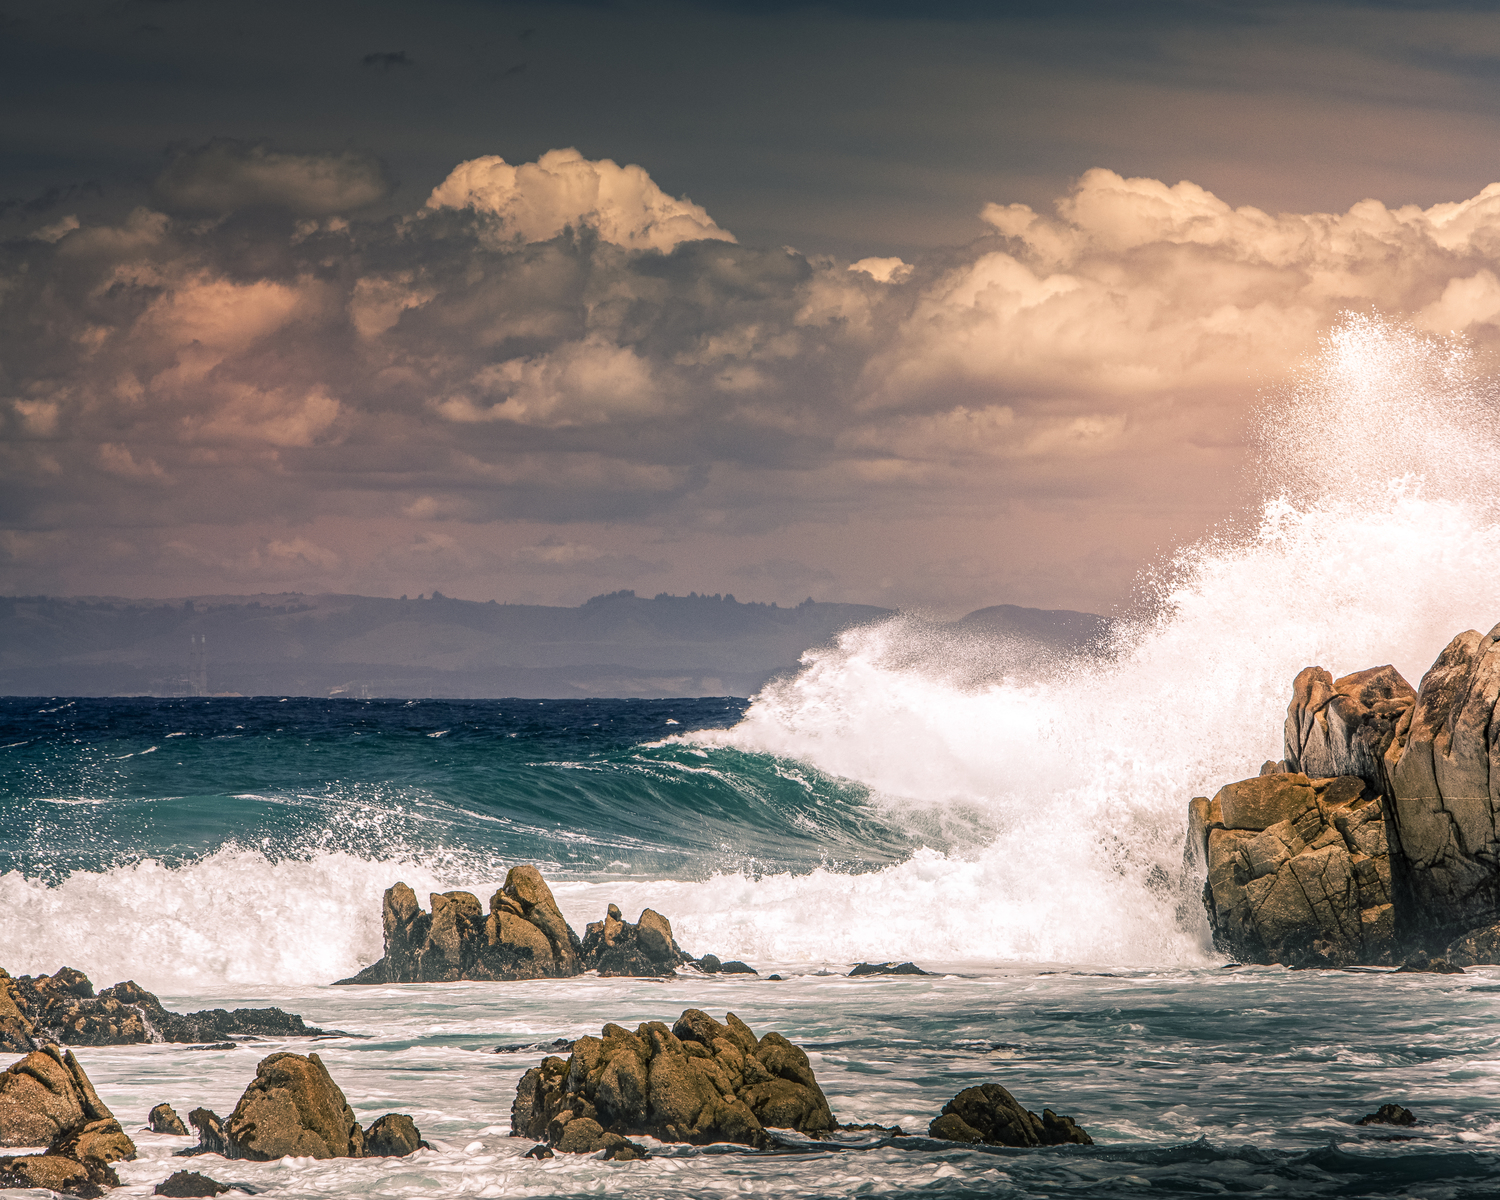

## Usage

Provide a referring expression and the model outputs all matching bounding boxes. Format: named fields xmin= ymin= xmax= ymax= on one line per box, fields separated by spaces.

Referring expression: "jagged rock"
xmin=1285 ymin=665 xmax=1416 ymax=798
xmin=149 ymin=1103 xmax=189 ymax=1136
xmin=0 ymin=1152 xmax=109 ymax=1197
xmin=221 ymin=1052 xmax=365 ymax=1160
xmin=580 ymin=904 xmax=691 ymax=977
xmin=1383 ymin=623 xmax=1500 ymax=945
xmin=0 ymin=973 xmax=35 ymax=1056
xmin=154 ymin=1170 xmax=230 ymax=1196
xmin=4 ymin=968 xmax=328 ymax=1047
xmin=181 ymin=1109 xmax=226 ymax=1157
xmin=848 ymin=962 xmax=933 ymax=977
xmin=1357 ymin=1103 xmax=1416 ymax=1126
xmin=1194 ymin=771 xmax=1396 ymax=967
xmin=0 ymin=1044 xmax=123 ymax=1149
xmin=1446 ymin=921 xmax=1500 ymax=966
xmin=337 ymin=869 xmax=588 ymax=984
xmin=522 ymin=1142 xmax=554 ymax=1158
xmin=510 ymin=1009 xmax=834 ymax=1149
xmin=362 ymin=1113 xmax=426 ymax=1157
xmin=928 ymin=1084 xmax=1092 ymax=1147
xmin=49 ymin=1118 xmax=137 ymax=1169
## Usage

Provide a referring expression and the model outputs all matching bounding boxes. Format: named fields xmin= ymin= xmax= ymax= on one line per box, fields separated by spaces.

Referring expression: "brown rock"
xmin=927 ymin=1083 xmax=1092 ymax=1147
xmin=581 ymin=905 xmax=690 ymax=977
xmin=155 ymin=1169 xmax=230 ymax=1196
xmin=362 ymin=1113 xmax=425 ymax=1157
xmin=0 ymin=973 xmax=35 ymax=1056
xmin=49 ymin=1117 xmax=137 ymax=1167
xmin=1446 ymin=921 xmax=1500 ymax=967
xmin=149 ymin=1104 xmax=189 ymax=1136
xmin=0 ymin=1152 xmax=110 ymax=1196
xmin=183 ymin=1109 xmax=227 ymax=1157
xmin=221 ymin=1052 xmax=364 ymax=1160
xmin=0 ymin=1045 xmax=115 ymax=1148
xmin=1285 ymin=664 xmax=1416 ymax=798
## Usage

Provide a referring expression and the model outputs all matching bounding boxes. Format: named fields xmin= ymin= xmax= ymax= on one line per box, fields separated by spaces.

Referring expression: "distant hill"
xmin=0 ymin=590 xmax=896 ymax=698
xmin=947 ymin=604 xmax=1112 ymax=654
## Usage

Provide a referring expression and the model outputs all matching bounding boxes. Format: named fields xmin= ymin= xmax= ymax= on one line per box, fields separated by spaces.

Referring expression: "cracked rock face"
xmin=0 ymin=1045 xmax=126 ymax=1151
xmin=510 ymin=1009 xmax=834 ymax=1149
xmin=1384 ymin=623 xmax=1500 ymax=945
xmin=1195 ymin=772 xmax=1396 ymax=967
xmin=1284 ymin=664 xmax=1416 ymax=798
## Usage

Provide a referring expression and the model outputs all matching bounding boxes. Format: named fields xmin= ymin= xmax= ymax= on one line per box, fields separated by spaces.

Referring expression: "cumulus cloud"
xmin=425 ymin=148 xmax=734 ymax=251
xmin=153 ymin=140 xmax=391 ymax=215
xmin=10 ymin=152 xmax=1500 ymax=609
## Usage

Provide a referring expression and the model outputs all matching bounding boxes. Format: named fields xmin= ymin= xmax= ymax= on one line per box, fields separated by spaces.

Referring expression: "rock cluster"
xmin=511 ymin=1009 xmax=834 ymax=1150
xmin=0 ymin=1044 xmax=136 ymax=1196
xmin=1195 ymin=621 xmax=1500 ymax=966
xmin=928 ymin=1084 xmax=1092 ymax=1147
xmin=337 ymin=869 xmax=690 ymax=984
xmin=0 ymin=966 xmax=328 ymax=1051
xmin=178 ymin=1052 xmax=426 ymax=1161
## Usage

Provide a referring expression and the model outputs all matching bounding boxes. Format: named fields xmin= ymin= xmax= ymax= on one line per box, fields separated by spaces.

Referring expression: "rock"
xmin=1394 ymin=953 xmax=1464 ymax=974
xmin=848 ymin=962 xmax=933 ymax=977
xmin=154 ymin=1170 xmax=230 ymax=1196
xmin=696 ymin=955 xmax=722 ymax=974
xmin=494 ymin=1039 xmax=573 ymax=1055
xmin=181 ymin=1109 xmax=227 ymax=1157
xmin=927 ymin=1084 xmax=1092 ymax=1147
xmin=580 ymin=904 xmax=691 ymax=977
xmin=0 ymin=1152 xmax=110 ymax=1197
xmin=362 ymin=1113 xmax=426 ymax=1157
xmin=522 ymin=1142 xmax=554 ymax=1158
xmin=1383 ymin=624 xmax=1500 ymax=946
xmin=149 ymin=1104 xmax=189 ymax=1136
xmin=337 ymin=871 xmax=588 ymax=984
xmin=719 ymin=961 xmax=757 ymax=975
xmin=49 ymin=1118 xmax=137 ymax=1168
xmin=1195 ymin=770 xmax=1396 ymax=967
xmin=1357 ymin=1103 xmax=1416 ymax=1127
xmin=3 ymin=968 xmax=329 ymax=1047
xmin=510 ymin=1009 xmax=835 ymax=1149
xmin=0 ymin=1044 xmax=120 ymax=1149
xmin=0 ymin=973 xmax=35 ymax=1056
xmin=1446 ymin=922 xmax=1500 ymax=966
xmin=1285 ymin=665 xmax=1416 ymax=798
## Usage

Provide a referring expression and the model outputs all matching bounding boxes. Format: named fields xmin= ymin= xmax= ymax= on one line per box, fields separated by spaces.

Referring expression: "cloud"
xmin=12 ymin=152 xmax=1500 ymax=610
xmin=153 ymin=140 xmax=391 ymax=215
xmin=424 ymin=148 xmax=735 ymax=252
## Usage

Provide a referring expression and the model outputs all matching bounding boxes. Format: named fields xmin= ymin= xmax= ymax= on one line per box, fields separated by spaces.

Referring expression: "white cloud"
xmin=425 ymin=148 xmax=735 ymax=252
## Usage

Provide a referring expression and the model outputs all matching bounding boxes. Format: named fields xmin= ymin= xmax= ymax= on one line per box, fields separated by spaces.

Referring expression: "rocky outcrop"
xmin=928 ymin=1084 xmax=1092 ymax=1147
xmin=177 ymin=1053 xmax=424 ymax=1161
xmin=510 ymin=1009 xmax=834 ymax=1150
xmin=338 ymin=869 xmax=693 ymax=983
xmin=0 ymin=1045 xmax=128 ymax=1152
xmin=1382 ymin=624 xmax=1500 ymax=946
xmin=580 ymin=905 xmax=690 ymax=976
xmin=0 ymin=973 xmax=35 ymax=1056
xmin=1285 ymin=665 xmax=1416 ymax=797
xmin=0 ymin=1153 xmax=109 ymax=1197
xmin=3 ymin=967 xmax=328 ymax=1047
xmin=848 ymin=962 xmax=933 ymax=977
xmin=1195 ymin=772 xmax=1395 ymax=967
xmin=149 ymin=1103 xmax=189 ymax=1136
xmin=1445 ymin=921 xmax=1500 ymax=966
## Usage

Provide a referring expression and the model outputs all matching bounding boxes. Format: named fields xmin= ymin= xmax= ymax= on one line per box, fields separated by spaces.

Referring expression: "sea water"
xmin=5 ymin=314 xmax=1500 ymax=1197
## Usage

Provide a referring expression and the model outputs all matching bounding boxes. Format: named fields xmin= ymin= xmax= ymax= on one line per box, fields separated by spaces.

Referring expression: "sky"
xmin=6 ymin=0 xmax=1500 ymax=615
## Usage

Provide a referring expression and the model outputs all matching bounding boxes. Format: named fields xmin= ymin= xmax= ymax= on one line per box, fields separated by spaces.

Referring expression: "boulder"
xmin=149 ymin=1103 xmax=189 ymax=1136
xmin=1285 ymin=665 xmax=1416 ymax=797
xmin=0 ymin=1045 xmax=122 ymax=1150
xmin=0 ymin=973 xmax=35 ymax=1056
xmin=4 ymin=968 xmax=328 ymax=1047
xmin=155 ymin=1170 xmax=230 ymax=1196
xmin=1195 ymin=771 xmax=1396 ymax=967
xmin=848 ymin=962 xmax=933 ymax=977
xmin=927 ymin=1084 xmax=1092 ymax=1147
xmin=510 ymin=1009 xmax=834 ymax=1150
xmin=1446 ymin=921 xmax=1500 ymax=967
xmin=337 ymin=870 xmax=587 ymax=984
xmin=580 ymin=905 xmax=691 ymax=977
xmin=1357 ymin=1103 xmax=1415 ymax=1127
xmin=362 ymin=1113 xmax=426 ymax=1157
xmin=719 ymin=962 xmax=758 ymax=975
xmin=219 ymin=1052 xmax=365 ymax=1160
xmin=1383 ymin=623 xmax=1500 ymax=945
xmin=0 ymin=1152 xmax=109 ymax=1197
xmin=49 ymin=1118 xmax=137 ymax=1169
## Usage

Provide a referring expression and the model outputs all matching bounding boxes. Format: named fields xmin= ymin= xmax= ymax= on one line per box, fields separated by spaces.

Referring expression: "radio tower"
xmin=189 ymin=634 xmax=208 ymax=697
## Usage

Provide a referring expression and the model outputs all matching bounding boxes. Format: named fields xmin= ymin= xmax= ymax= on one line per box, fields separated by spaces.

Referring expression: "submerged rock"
xmin=719 ymin=961 xmax=758 ymax=975
xmin=154 ymin=1170 xmax=230 ymax=1197
xmin=2 ymin=968 xmax=329 ymax=1047
xmin=176 ymin=1054 xmax=424 ymax=1161
xmin=0 ymin=1044 xmax=129 ymax=1152
xmin=1194 ymin=771 xmax=1396 ymax=967
xmin=928 ymin=1083 xmax=1092 ymax=1147
xmin=510 ymin=1008 xmax=835 ymax=1150
xmin=1357 ymin=1103 xmax=1416 ymax=1126
xmin=148 ymin=1103 xmax=189 ymax=1136
xmin=580 ymin=904 xmax=691 ymax=977
xmin=0 ymin=1152 xmax=109 ymax=1197
xmin=848 ymin=962 xmax=933 ymax=977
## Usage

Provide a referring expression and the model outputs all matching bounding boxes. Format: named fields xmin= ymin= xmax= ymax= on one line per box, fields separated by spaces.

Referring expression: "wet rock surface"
xmin=154 ymin=1170 xmax=230 ymax=1196
xmin=1 ymin=967 xmax=328 ymax=1047
xmin=148 ymin=1103 xmax=189 ymax=1136
xmin=338 ymin=870 xmax=693 ymax=983
xmin=510 ymin=1008 xmax=835 ymax=1150
xmin=176 ymin=1053 xmax=424 ymax=1161
xmin=1196 ymin=772 xmax=1395 ymax=967
xmin=0 ymin=1044 xmax=127 ymax=1151
xmin=1358 ymin=1103 xmax=1416 ymax=1127
xmin=928 ymin=1084 xmax=1092 ymax=1147
xmin=0 ymin=1152 xmax=109 ymax=1197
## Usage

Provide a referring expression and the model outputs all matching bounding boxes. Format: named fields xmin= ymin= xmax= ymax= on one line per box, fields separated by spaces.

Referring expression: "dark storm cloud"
xmin=361 ymin=50 xmax=413 ymax=69
xmin=152 ymin=140 xmax=392 ymax=215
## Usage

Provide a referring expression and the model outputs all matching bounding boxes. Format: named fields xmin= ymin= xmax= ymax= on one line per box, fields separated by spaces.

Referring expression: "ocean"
xmin=5 ymin=314 xmax=1500 ymax=1196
